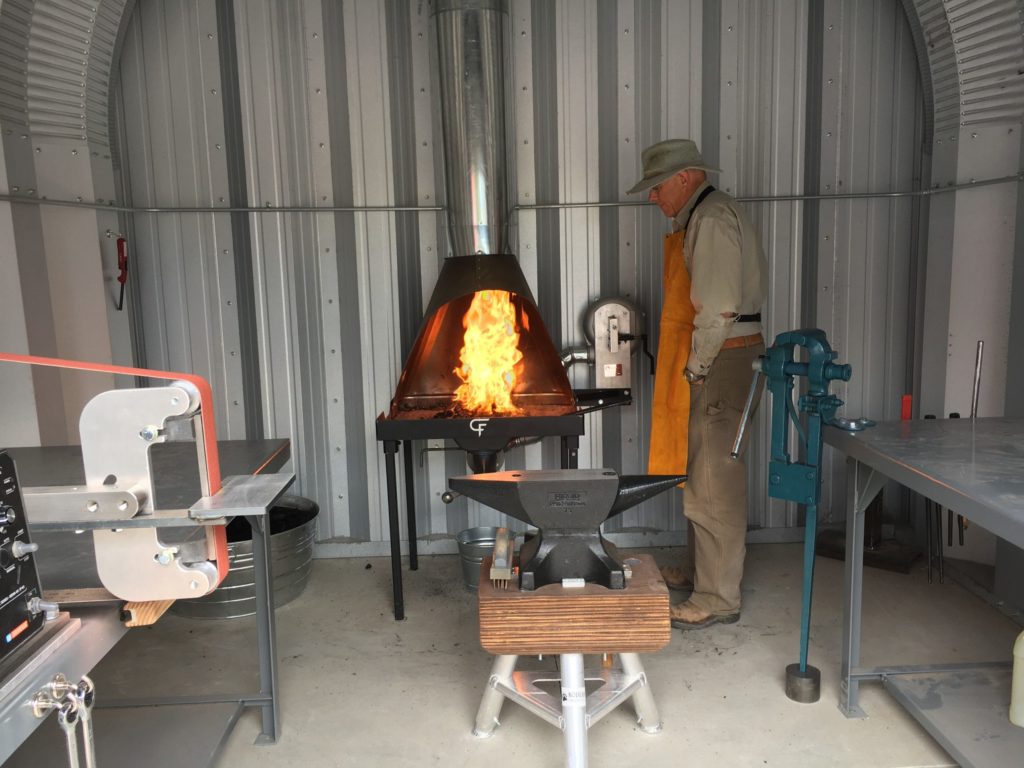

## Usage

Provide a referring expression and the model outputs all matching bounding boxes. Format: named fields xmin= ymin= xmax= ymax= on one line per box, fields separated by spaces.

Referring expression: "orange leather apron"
xmin=647 ymin=229 xmax=695 ymax=480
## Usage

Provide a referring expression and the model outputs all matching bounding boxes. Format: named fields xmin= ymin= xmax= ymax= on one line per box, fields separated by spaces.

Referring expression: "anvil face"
xmin=449 ymin=469 xmax=684 ymax=590
xmin=449 ymin=469 xmax=621 ymax=529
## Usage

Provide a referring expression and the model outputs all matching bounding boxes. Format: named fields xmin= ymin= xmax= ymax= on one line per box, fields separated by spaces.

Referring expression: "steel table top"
xmin=824 ymin=417 xmax=1024 ymax=549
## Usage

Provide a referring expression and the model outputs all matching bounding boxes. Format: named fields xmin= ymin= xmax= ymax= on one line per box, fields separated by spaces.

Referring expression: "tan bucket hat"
xmin=626 ymin=139 xmax=720 ymax=194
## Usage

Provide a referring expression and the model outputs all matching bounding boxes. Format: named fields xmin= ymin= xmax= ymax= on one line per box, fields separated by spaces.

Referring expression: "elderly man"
xmin=628 ymin=139 xmax=767 ymax=630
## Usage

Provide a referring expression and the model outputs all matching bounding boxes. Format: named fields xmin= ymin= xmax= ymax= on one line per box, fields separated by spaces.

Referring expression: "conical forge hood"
xmin=388 ymin=254 xmax=575 ymax=419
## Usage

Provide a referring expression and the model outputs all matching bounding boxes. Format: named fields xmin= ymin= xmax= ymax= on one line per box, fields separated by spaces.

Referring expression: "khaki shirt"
xmin=672 ymin=182 xmax=767 ymax=376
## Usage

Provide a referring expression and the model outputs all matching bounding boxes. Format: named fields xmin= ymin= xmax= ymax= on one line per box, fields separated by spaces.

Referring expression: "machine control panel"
xmin=0 ymin=449 xmax=44 ymax=661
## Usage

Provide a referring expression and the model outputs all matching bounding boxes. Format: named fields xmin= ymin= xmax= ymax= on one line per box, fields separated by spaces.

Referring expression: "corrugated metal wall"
xmin=113 ymin=0 xmax=924 ymax=556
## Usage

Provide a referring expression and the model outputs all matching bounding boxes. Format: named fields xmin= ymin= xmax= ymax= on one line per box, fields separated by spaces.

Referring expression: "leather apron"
xmin=647 ymin=228 xmax=696 ymax=480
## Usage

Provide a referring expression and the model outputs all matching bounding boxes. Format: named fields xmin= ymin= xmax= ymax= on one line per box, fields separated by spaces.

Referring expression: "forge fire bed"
xmin=374 ymin=389 xmax=631 ymax=620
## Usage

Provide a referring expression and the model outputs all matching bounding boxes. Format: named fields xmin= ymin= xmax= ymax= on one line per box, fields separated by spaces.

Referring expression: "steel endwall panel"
xmin=629 ymin=1 xmax=665 ymax=527
xmin=117 ymin=0 xmax=243 ymax=438
xmin=341 ymin=1 xmax=399 ymax=545
xmin=99 ymin=0 xmax=931 ymax=555
xmin=531 ymin=0 xmax=560 ymax=364
xmin=320 ymin=0 xmax=362 ymax=542
xmin=614 ymin=1 xmax=642 ymax=497
xmin=555 ymin=0 xmax=600 ymax=471
xmin=216 ymin=0 xmax=264 ymax=441
xmin=409 ymin=3 xmax=445 ymax=538
xmin=596 ymin=1 xmax=623 ymax=490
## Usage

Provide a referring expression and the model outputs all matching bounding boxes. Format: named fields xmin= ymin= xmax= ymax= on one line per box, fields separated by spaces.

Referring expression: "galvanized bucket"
xmin=172 ymin=496 xmax=319 ymax=619
xmin=456 ymin=526 xmax=498 ymax=591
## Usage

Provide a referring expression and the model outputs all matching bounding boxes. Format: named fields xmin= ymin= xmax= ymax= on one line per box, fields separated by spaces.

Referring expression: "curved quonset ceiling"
xmin=0 ymin=1 xmax=1017 ymax=157
xmin=902 ymin=0 xmax=1024 ymax=138
xmin=0 ymin=0 xmax=134 ymax=145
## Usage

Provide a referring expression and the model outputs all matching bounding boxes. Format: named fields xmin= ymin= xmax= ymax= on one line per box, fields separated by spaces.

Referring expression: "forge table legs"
xmin=384 ymin=434 xmax=577 ymax=620
xmin=382 ymin=439 xmax=419 ymax=621
xmin=473 ymin=652 xmax=661 ymax=768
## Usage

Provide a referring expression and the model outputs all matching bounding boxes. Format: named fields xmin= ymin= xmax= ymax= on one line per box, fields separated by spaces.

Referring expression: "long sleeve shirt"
xmin=672 ymin=182 xmax=768 ymax=376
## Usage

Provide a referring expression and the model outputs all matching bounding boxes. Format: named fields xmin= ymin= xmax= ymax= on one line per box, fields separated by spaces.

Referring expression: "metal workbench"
xmin=0 ymin=439 xmax=291 ymax=767
xmin=826 ymin=418 xmax=1024 ymax=768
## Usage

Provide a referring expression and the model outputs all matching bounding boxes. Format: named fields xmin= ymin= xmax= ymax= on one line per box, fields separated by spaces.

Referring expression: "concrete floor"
xmin=20 ymin=542 xmax=1024 ymax=767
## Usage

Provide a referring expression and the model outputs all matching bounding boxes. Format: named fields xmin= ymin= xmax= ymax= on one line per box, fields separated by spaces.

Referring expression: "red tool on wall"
xmin=116 ymin=236 xmax=127 ymax=311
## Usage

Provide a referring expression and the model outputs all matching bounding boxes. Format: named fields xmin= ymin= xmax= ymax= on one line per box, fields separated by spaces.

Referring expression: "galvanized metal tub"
xmin=172 ymin=495 xmax=319 ymax=619
xmin=456 ymin=526 xmax=498 ymax=591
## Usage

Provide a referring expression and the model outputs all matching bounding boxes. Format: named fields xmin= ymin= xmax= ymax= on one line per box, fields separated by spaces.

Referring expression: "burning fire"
xmin=453 ymin=290 xmax=523 ymax=415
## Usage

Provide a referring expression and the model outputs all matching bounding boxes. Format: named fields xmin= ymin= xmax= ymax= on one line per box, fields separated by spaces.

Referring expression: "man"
xmin=627 ymin=139 xmax=767 ymax=630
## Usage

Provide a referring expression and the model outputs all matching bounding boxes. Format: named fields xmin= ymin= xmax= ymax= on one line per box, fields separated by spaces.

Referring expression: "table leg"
xmin=560 ymin=653 xmax=588 ymax=768
xmin=249 ymin=514 xmax=280 ymax=743
xmin=403 ymin=440 xmax=418 ymax=571
xmin=383 ymin=440 xmax=404 ymax=620
xmin=840 ymin=458 xmax=884 ymax=718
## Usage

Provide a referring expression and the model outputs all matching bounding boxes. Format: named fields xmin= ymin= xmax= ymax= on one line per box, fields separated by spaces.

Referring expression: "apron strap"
xmin=682 ymin=185 xmax=717 ymax=230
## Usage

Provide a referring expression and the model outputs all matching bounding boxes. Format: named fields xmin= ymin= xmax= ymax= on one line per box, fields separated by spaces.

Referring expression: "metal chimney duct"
xmin=432 ymin=0 xmax=510 ymax=256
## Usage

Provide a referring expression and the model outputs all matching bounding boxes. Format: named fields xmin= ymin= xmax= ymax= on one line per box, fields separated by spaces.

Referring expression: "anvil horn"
xmin=607 ymin=474 xmax=687 ymax=519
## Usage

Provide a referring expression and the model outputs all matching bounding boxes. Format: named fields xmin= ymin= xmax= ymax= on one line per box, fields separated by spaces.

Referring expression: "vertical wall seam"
xmin=323 ymin=0 xmax=370 ymax=540
xmin=532 ymin=0 xmax=561 ymax=351
xmin=801 ymin=1 xmax=824 ymax=330
xmin=216 ymin=0 xmax=264 ymax=439
xmin=596 ymin=1 xmax=622 ymax=476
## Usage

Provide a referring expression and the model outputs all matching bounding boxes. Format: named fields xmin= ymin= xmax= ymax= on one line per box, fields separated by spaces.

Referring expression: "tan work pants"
xmin=682 ymin=343 xmax=764 ymax=615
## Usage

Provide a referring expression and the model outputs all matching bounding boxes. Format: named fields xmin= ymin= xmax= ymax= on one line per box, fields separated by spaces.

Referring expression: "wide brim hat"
xmin=626 ymin=139 xmax=721 ymax=194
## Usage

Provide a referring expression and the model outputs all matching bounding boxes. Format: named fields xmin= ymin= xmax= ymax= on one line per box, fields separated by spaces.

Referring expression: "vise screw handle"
xmin=730 ymin=365 xmax=765 ymax=459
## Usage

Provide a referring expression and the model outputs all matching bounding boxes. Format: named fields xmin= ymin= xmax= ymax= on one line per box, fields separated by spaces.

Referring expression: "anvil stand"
xmin=450 ymin=469 xmax=683 ymax=768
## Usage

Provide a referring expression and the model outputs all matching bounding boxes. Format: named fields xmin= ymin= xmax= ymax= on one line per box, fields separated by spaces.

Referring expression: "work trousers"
xmin=682 ymin=343 xmax=764 ymax=615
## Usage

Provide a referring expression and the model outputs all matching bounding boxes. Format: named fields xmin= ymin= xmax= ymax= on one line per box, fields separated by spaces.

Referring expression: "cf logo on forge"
xmin=469 ymin=418 xmax=490 ymax=436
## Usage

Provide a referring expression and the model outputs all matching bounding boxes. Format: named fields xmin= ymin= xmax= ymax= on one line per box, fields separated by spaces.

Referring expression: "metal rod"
xmin=925 ymin=497 xmax=933 ymax=584
xmin=249 ymin=513 xmax=281 ymax=744
xmin=516 ymin=173 xmax=1022 ymax=208
xmin=0 ymin=174 xmax=1019 ymax=215
xmin=971 ymin=340 xmax=984 ymax=419
xmin=383 ymin=441 xmax=404 ymax=621
xmin=404 ymin=439 xmax=418 ymax=571
xmin=799 ymin=502 xmax=818 ymax=672
xmin=0 ymin=194 xmax=445 ymax=213
xmin=560 ymin=653 xmax=588 ymax=768
xmin=731 ymin=371 xmax=763 ymax=459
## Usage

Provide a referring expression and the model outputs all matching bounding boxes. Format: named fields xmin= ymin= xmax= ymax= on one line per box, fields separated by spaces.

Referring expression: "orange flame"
xmin=453 ymin=290 xmax=523 ymax=415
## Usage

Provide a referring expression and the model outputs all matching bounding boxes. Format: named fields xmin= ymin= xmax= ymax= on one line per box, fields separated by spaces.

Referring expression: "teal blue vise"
xmin=757 ymin=329 xmax=873 ymax=507
xmin=733 ymin=328 xmax=874 ymax=703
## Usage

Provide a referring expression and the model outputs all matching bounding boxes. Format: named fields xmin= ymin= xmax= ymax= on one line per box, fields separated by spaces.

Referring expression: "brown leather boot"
xmin=669 ymin=600 xmax=740 ymax=630
xmin=658 ymin=565 xmax=694 ymax=592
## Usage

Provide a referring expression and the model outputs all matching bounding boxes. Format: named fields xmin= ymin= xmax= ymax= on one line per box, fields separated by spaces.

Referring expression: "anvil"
xmin=449 ymin=468 xmax=685 ymax=590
